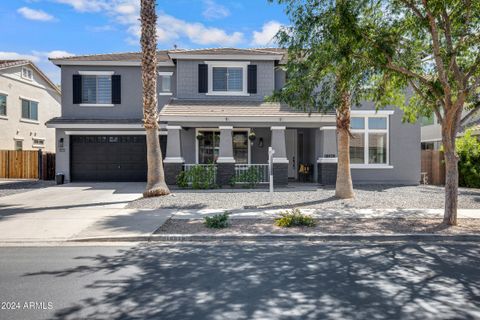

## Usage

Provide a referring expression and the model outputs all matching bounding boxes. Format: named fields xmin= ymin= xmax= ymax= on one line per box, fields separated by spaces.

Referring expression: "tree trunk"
xmin=335 ymin=91 xmax=355 ymax=199
xmin=442 ymin=114 xmax=459 ymax=225
xmin=141 ymin=0 xmax=170 ymax=197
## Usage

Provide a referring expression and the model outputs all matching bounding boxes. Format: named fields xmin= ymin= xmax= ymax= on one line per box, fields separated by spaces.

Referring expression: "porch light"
xmin=58 ymin=138 xmax=64 ymax=148
xmin=258 ymin=137 xmax=264 ymax=148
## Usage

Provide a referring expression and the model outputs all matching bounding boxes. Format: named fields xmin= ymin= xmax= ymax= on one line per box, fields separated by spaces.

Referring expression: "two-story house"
xmin=47 ymin=48 xmax=420 ymax=185
xmin=0 ymin=60 xmax=61 ymax=152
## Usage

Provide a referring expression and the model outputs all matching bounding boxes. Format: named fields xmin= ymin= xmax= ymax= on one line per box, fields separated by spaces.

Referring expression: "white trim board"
xmin=64 ymin=130 xmax=168 ymax=135
xmin=168 ymin=54 xmax=282 ymax=60
xmin=50 ymin=60 xmax=175 ymax=67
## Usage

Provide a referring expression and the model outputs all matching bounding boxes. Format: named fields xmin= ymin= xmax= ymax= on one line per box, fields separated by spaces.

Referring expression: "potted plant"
xmin=248 ymin=132 xmax=256 ymax=142
xmin=196 ymin=133 xmax=204 ymax=141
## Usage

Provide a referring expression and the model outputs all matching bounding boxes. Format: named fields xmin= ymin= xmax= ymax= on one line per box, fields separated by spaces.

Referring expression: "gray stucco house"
xmin=47 ymin=48 xmax=420 ymax=185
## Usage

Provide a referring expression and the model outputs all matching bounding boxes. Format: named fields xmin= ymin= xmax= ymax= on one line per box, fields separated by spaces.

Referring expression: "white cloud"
xmin=54 ymin=0 xmax=243 ymax=46
xmin=17 ymin=7 xmax=55 ymax=21
xmin=53 ymin=0 xmax=108 ymax=12
xmin=0 ymin=50 xmax=75 ymax=84
xmin=86 ymin=25 xmax=116 ymax=32
xmin=202 ymin=0 xmax=230 ymax=20
xmin=251 ymin=20 xmax=282 ymax=46
xmin=0 ymin=51 xmax=40 ymax=62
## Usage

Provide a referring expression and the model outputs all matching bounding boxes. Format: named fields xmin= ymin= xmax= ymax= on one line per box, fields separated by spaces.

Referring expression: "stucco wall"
xmin=0 ymin=66 xmax=60 ymax=152
xmin=60 ymin=65 xmax=175 ymax=119
xmin=176 ymin=60 xmax=275 ymax=101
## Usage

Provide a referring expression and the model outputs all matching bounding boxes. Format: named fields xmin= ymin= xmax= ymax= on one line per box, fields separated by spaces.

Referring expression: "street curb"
xmin=68 ymin=233 xmax=480 ymax=243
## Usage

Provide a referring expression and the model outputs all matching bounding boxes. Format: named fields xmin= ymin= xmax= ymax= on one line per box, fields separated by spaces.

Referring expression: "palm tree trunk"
xmin=335 ymin=90 xmax=355 ymax=199
xmin=141 ymin=0 xmax=170 ymax=197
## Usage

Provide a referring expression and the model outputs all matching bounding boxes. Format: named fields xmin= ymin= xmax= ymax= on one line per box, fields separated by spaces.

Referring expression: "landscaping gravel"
xmin=156 ymin=218 xmax=480 ymax=235
xmin=0 ymin=180 xmax=55 ymax=198
xmin=128 ymin=184 xmax=480 ymax=210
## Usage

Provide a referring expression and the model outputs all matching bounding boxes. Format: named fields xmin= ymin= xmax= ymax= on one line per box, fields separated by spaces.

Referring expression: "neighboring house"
xmin=0 ymin=60 xmax=61 ymax=152
xmin=421 ymin=110 xmax=480 ymax=150
xmin=47 ymin=48 xmax=420 ymax=185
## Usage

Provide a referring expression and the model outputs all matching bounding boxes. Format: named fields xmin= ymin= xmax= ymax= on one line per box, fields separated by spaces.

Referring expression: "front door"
xmin=285 ymin=129 xmax=297 ymax=179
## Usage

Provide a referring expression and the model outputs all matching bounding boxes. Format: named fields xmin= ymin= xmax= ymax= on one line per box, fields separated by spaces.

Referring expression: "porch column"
xmin=216 ymin=126 xmax=235 ymax=186
xmin=317 ymin=126 xmax=338 ymax=185
xmin=271 ymin=126 xmax=289 ymax=186
xmin=163 ymin=125 xmax=184 ymax=185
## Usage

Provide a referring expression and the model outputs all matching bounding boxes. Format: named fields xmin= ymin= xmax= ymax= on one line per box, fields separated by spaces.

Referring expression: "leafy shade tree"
xmin=362 ymin=0 xmax=480 ymax=225
xmin=270 ymin=0 xmax=374 ymax=199
xmin=140 ymin=0 xmax=170 ymax=197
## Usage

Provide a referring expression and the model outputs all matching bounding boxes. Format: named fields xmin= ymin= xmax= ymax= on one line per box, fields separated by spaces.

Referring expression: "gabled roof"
xmin=50 ymin=51 xmax=171 ymax=62
xmin=0 ymin=60 xmax=60 ymax=95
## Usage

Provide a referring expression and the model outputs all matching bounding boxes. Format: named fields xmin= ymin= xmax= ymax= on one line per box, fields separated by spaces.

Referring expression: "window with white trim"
xmin=15 ymin=140 xmax=23 ymax=151
xmin=158 ymin=72 xmax=173 ymax=94
xmin=21 ymin=99 xmax=38 ymax=121
xmin=0 ymin=94 xmax=6 ymax=116
xmin=22 ymin=67 xmax=33 ymax=80
xmin=207 ymin=62 xmax=249 ymax=96
xmin=197 ymin=129 xmax=249 ymax=164
xmin=350 ymin=116 xmax=389 ymax=165
xmin=33 ymin=138 xmax=45 ymax=148
xmin=82 ymin=75 xmax=112 ymax=104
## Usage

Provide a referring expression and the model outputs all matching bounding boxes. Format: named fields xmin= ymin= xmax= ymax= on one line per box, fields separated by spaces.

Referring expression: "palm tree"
xmin=140 ymin=0 xmax=170 ymax=197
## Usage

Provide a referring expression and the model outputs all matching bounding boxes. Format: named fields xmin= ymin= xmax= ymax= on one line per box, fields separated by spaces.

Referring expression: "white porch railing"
xmin=183 ymin=164 xmax=217 ymax=185
xmin=234 ymin=164 xmax=269 ymax=184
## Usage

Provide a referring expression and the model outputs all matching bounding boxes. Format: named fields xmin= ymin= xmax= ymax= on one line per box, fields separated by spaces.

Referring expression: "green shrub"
xmin=456 ymin=130 xmax=480 ymax=188
xmin=230 ymin=166 xmax=262 ymax=188
xmin=274 ymin=208 xmax=316 ymax=227
xmin=176 ymin=163 xmax=217 ymax=189
xmin=204 ymin=212 xmax=230 ymax=229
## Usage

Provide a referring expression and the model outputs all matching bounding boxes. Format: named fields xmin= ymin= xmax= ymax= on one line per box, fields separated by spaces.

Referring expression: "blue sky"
xmin=0 ymin=0 xmax=288 ymax=83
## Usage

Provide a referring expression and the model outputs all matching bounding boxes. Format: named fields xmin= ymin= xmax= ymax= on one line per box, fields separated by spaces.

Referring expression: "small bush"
xmin=274 ymin=209 xmax=316 ymax=227
xmin=204 ymin=212 xmax=230 ymax=229
xmin=176 ymin=163 xmax=217 ymax=189
xmin=456 ymin=130 xmax=480 ymax=188
xmin=230 ymin=166 xmax=262 ymax=188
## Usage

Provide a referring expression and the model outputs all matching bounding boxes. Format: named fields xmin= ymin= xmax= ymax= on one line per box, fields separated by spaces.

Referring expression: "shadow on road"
xmin=23 ymin=242 xmax=480 ymax=320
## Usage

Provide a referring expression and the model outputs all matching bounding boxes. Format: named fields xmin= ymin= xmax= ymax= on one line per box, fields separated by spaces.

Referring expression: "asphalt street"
xmin=0 ymin=241 xmax=479 ymax=320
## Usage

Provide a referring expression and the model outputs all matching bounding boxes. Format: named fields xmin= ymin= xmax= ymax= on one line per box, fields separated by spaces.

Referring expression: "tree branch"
xmin=399 ymin=0 xmax=425 ymax=19
xmin=408 ymin=78 xmax=443 ymax=122
xmin=441 ymin=8 xmax=463 ymax=84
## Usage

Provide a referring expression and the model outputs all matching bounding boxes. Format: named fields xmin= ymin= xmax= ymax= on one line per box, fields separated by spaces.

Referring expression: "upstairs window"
xmin=21 ymin=99 xmax=38 ymax=121
xmin=213 ymin=67 xmax=243 ymax=92
xmin=22 ymin=67 xmax=33 ymax=80
xmin=0 ymin=94 xmax=6 ymax=116
xmin=82 ymin=75 xmax=112 ymax=104
xmin=158 ymin=72 xmax=173 ymax=95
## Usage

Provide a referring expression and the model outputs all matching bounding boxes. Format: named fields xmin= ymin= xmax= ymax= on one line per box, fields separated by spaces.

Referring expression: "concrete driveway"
xmin=0 ymin=183 xmax=170 ymax=243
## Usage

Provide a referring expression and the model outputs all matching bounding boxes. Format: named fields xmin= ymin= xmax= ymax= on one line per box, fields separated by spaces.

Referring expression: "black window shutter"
xmin=198 ymin=64 xmax=208 ymax=93
xmin=111 ymin=75 xmax=121 ymax=104
xmin=72 ymin=74 xmax=82 ymax=104
xmin=247 ymin=65 xmax=257 ymax=94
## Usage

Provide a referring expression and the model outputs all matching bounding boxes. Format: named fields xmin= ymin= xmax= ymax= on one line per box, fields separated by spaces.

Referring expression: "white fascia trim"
xmin=160 ymin=115 xmax=336 ymax=123
xmin=50 ymin=60 xmax=175 ymax=67
xmin=13 ymin=136 xmax=24 ymax=141
xmin=351 ymin=164 xmax=394 ymax=169
xmin=0 ymin=90 xmax=8 ymax=95
xmin=158 ymin=71 xmax=173 ymax=76
xmin=170 ymin=54 xmax=282 ymax=60
xmin=79 ymin=104 xmax=115 ymax=107
xmin=19 ymin=95 xmax=39 ymax=103
xmin=166 ymin=125 xmax=182 ymax=130
xmin=164 ymin=157 xmax=185 ymax=163
xmin=273 ymin=157 xmax=289 ymax=163
xmin=219 ymin=126 xmax=233 ymax=130
xmin=317 ymin=157 xmax=338 ymax=163
xmin=271 ymin=126 xmax=286 ymax=130
xmin=47 ymin=123 xmax=144 ymax=129
xmin=33 ymin=137 xmax=46 ymax=141
xmin=216 ymin=157 xmax=236 ymax=163
xmin=421 ymin=138 xmax=442 ymax=142
xmin=159 ymin=92 xmax=173 ymax=96
xmin=320 ymin=126 xmax=336 ymax=131
xmin=78 ymin=71 xmax=115 ymax=76
xmin=351 ymin=110 xmax=394 ymax=116
xmin=20 ymin=118 xmax=39 ymax=124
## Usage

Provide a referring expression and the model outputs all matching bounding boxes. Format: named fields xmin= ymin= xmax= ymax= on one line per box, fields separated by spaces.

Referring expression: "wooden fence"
xmin=421 ymin=150 xmax=445 ymax=185
xmin=0 ymin=150 xmax=55 ymax=180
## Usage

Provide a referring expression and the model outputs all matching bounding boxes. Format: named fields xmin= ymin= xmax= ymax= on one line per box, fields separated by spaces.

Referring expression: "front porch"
xmin=163 ymin=125 xmax=339 ymax=187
